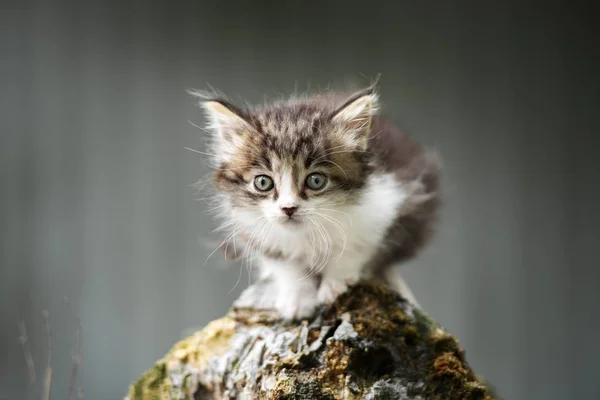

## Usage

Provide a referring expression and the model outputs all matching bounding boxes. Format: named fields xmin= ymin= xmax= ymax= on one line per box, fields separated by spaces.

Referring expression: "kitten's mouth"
xmin=279 ymin=216 xmax=302 ymax=226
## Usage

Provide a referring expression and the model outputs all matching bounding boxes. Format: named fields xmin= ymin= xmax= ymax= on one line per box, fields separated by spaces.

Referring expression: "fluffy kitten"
xmin=193 ymin=85 xmax=440 ymax=320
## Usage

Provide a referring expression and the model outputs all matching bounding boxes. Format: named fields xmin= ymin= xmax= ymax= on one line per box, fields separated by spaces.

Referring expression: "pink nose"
xmin=281 ymin=207 xmax=297 ymax=217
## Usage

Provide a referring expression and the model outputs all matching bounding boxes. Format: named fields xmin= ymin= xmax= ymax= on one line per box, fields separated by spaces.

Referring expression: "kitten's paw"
xmin=317 ymin=278 xmax=355 ymax=304
xmin=234 ymin=279 xmax=277 ymax=310
xmin=275 ymin=290 xmax=319 ymax=321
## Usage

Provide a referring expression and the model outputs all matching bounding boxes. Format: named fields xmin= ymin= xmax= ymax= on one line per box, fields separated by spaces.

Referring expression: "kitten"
xmin=192 ymin=84 xmax=440 ymax=320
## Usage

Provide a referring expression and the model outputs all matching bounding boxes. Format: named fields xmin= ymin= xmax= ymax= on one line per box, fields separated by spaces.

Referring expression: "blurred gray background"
xmin=1 ymin=1 xmax=599 ymax=399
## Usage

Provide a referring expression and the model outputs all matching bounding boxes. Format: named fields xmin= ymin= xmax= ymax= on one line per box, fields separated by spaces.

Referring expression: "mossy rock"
xmin=125 ymin=281 xmax=496 ymax=400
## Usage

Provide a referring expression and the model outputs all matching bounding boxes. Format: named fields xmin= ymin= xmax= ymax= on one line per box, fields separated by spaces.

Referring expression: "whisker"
xmin=227 ymin=241 xmax=245 ymax=296
xmin=185 ymin=147 xmax=217 ymax=157
xmin=297 ymin=218 xmax=321 ymax=281
xmin=314 ymin=208 xmax=354 ymax=226
xmin=201 ymin=204 xmax=228 ymax=214
xmin=204 ymin=163 xmax=254 ymax=172
xmin=297 ymin=217 xmax=326 ymax=281
xmin=305 ymin=220 xmax=318 ymax=275
xmin=204 ymin=231 xmax=237 ymax=268
xmin=193 ymin=196 xmax=217 ymax=203
xmin=315 ymin=149 xmax=374 ymax=161
xmin=240 ymin=218 xmax=268 ymax=281
xmin=321 ymin=143 xmax=349 ymax=152
xmin=188 ymin=119 xmax=211 ymax=133
xmin=314 ymin=212 xmax=347 ymax=261
xmin=229 ymin=218 xmax=266 ymax=295
xmin=316 ymin=159 xmax=347 ymax=180
xmin=308 ymin=192 xmax=354 ymax=210
xmin=206 ymin=215 xmax=261 ymax=267
xmin=310 ymin=218 xmax=331 ymax=275
xmin=246 ymin=219 xmax=271 ymax=286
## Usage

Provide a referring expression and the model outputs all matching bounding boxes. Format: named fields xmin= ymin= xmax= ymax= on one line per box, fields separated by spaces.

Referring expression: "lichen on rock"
xmin=125 ymin=281 xmax=496 ymax=400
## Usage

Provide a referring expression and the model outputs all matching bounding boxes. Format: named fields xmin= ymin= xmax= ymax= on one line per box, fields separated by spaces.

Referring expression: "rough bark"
xmin=124 ymin=281 xmax=497 ymax=400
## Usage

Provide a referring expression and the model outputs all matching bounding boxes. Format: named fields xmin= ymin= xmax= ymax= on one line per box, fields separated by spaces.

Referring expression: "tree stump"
xmin=124 ymin=281 xmax=496 ymax=399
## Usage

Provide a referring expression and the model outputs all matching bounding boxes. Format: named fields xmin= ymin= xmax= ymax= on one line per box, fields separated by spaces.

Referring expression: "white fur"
xmin=228 ymin=172 xmax=410 ymax=319
xmin=273 ymin=164 xmax=298 ymax=210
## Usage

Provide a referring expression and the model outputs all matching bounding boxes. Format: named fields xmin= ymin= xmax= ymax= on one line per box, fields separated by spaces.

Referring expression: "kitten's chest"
xmin=318 ymin=173 xmax=408 ymax=256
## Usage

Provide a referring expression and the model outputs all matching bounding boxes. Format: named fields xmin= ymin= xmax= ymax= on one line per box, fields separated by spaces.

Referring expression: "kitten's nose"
xmin=281 ymin=206 xmax=298 ymax=217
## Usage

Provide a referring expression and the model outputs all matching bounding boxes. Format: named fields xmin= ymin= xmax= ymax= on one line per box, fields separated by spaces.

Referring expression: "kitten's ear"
xmin=331 ymin=86 xmax=379 ymax=151
xmin=200 ymin=99 xmax=251 ymax=138
xmin=188 ymin=90 xmax=252 ymax=162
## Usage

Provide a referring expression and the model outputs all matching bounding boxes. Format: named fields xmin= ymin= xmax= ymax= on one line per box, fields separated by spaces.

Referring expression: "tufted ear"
xmin=189 ymin=90 xmax=253 ymax=162
xmin=200 ymin=99 xmax=251 ymax=139
xmin=331 ymin=86 xmax=379 ymax=151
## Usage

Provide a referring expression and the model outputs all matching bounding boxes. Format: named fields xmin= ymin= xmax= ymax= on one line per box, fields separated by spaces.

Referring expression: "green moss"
xmin=413 ymin=307 xmax=442 ymax=332
xmin=130 ymin=362 xmax=170 ymax=400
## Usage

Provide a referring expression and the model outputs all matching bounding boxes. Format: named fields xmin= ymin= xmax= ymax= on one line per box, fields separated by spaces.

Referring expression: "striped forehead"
xmin=258 ymin=106 xmax=322 ymax=138
xmin=270 ymin=157 xmax=303 ymax=181
xmin=247 ymin=104 xmax=330 ymax=174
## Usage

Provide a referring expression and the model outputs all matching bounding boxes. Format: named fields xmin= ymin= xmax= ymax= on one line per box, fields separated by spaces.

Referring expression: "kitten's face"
xmin=199 ymin=89 xmax=378 ymax=235
xmin=214 ymin=133 xmax=361 ymax=229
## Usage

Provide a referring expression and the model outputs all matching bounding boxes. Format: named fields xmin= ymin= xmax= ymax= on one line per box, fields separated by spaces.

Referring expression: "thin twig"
xmin=17 ymin=321 xmax=37 ymax=386
xmin=65 ymin=297 xmax=84 ymax=400
xmin=41 ymin=310 xmax=52 ymax=400
xmin=67 ymin=325 xmax=83 ymax=399
xmin=67 ymin=325 xmax=83 ymax=400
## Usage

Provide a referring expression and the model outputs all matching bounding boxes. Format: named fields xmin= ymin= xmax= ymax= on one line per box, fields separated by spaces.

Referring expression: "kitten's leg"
xmin=383 ymin=268 xmax=421 ymax=308
xmin=262 ymin=258 xmax=320 ymax=320
xmin=317 ymin=252 xmax=367 ymax=304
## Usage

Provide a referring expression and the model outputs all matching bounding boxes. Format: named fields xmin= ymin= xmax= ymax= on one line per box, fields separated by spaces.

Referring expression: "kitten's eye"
xmin=254 ymin=175 xmax=274 ymax=192
xmin=306 ymin=173 xmax=327 ymax=190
